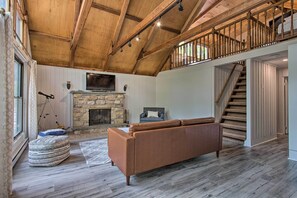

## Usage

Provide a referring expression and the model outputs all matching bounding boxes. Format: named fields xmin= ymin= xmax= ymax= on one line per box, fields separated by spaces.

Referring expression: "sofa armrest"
xmin=159 ymin=113 xmax=165 ymax=120
xmin=140 ymin=112 xmax=147 ymax=118
xmin=108 ymin=128 xmax=135 ymax=177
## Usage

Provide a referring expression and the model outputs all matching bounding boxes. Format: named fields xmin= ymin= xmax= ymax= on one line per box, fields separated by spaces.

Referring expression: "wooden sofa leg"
xmin=216 ymin=151 xmax=220 ymax=158
xmin=111 ymin=161 xmax=114 ymax=166
xmin=126 ymin=176 xmax=130 ymax=186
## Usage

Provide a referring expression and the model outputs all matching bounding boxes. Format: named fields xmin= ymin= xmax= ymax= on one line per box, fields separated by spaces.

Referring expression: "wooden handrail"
xmin=216 ymin=63 xmax=238 ymax=103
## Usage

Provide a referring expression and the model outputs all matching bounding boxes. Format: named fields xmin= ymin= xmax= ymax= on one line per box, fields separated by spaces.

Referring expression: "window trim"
xmin=14 ymin=56 xmax=24 ymax=139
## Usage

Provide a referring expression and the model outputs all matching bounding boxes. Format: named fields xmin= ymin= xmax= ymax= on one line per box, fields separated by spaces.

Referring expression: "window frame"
xmin=13 ymin=56 xmax=24 ymax=139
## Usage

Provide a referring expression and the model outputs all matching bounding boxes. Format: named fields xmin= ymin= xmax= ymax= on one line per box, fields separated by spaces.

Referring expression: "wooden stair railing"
xmin=169 ymin=0 xmax=296 ymax=69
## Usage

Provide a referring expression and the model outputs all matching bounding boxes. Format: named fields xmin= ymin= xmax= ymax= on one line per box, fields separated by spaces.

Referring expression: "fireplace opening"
xmin=89 ymin=109 xmax=111 ymax=125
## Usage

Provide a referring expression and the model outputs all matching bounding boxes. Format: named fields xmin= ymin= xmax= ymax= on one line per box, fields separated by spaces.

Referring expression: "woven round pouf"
xmin=29 ymin=135 xmax=70 ymax=167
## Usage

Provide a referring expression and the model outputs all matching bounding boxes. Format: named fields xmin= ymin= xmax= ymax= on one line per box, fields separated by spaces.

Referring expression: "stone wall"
xmin=70 ymin=91 xmax=127 ymax=141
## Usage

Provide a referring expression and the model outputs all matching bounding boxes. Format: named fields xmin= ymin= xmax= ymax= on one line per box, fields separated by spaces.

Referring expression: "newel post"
xmin=246 ymin=11 xmax=252 ymax=50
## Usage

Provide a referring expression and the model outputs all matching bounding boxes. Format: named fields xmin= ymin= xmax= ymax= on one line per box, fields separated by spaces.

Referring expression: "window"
xmin=0 ymin=0 xmax=7 ymax=10
xmin=15 ymin=11 xmax=23 ymax=42
xmin=14 ymin=58 xmax=23 ymax=138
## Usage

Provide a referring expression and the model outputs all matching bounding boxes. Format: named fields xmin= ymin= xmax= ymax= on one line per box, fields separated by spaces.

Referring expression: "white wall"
xmin=277 ymin=68 xmax=288 ymax=134
xmin=246 ymin=60 xmax=277 ymax=146
xmin=156 ymin=65 xmax=214 ymax=119
xmin=37 ymin=65 xmax=156 ymax=129
xmin=288 ymin=43 xmax=297 ymax=161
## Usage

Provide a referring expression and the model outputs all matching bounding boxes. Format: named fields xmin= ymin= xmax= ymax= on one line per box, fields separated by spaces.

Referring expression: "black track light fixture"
xmin=120 ymin=47 xmax=123 ymax=52
xmin=178 ymin=0 xmax=183 ymax=12
xmin=128 ymin=41 xmax=132 ymax=47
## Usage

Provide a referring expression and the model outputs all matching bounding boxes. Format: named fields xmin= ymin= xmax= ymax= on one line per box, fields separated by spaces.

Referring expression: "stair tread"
xmin=221 ymin=123 xmax=247 ymax=131
xmin=222 ymin=116 xmax=246 ymax=122
xmin=225 ymin=108 xmax=246 ymax=113
xmin=231 ymin=95 xmax=246 ymax=99
xmin=228 ymin=102 xmax=246 ymax=106
xmin=238 ymin=77 xmax=246 ymax=80
xmin=223 ymin=131 xmax=246 ymax=141
xmin=236 ymin=82 xmax=246 ymax=85
xmin=234 ymin=89 xmax=246 ymax=92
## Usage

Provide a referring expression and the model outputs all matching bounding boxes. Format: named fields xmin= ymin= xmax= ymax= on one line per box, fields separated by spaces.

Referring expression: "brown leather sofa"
xmin=108 ymin=117 xmax=222 ymax=185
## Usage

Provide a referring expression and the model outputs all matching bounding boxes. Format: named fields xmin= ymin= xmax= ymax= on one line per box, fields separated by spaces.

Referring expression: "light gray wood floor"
xmin=12 ymin=136 xmax=297 ymax=198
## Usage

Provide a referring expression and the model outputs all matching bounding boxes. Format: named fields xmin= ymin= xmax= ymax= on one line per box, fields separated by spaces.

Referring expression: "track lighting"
xmin=136 ymin=34 xmax=140 ymax=42
xmin=120 ymin=47 xmax=123 ymax=52
xmin=128 ymin=41 xmax=132 ymax=47
xmin=178 ymin=0 xmax=183 ymax=12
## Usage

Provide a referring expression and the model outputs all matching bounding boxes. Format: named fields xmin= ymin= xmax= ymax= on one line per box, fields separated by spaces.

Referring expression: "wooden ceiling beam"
xmin=29 ymin=30 xmax=71 ymax=42
xmin=132 ymin=24 xmax=159 ymax=74
xmin=181 ymin=0 xmax=207 ymax=32
xmin=73 ymin=0 xmax=82 ymax=35
xmin=70 ymin=0 xmax=93 ymax=67
xmin=103 ymin=0 xmax=130 ymax=71
xmin=142 ymin=0 xmax=272 ymax=60
xmin=110 ymin=0 xmax=179 ymax=56
xmin=91 ymin=2 xmax=180 ymax=34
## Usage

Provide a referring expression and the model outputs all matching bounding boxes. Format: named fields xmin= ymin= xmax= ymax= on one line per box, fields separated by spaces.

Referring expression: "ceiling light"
xmin=136 ymin=34 xmax=140 ymax=42
xmin=178 ymin=0 xmax=184 ymax=12
xmin=156 ymin=19 xmax=161 ymax=27
xmin=128 ymin=41 xmax=132 ymax=47
xmin=283 ymin=58 xmax=288 ymax=62
xmin=120 ymin=47 xmax=123 ymax=52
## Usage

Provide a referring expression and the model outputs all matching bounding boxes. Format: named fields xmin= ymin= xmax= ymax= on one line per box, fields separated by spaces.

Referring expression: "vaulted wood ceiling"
xmin=25 ymin=0 xmax=261 ymax=76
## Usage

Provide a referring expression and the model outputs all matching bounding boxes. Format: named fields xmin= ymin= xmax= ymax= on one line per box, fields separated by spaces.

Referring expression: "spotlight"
xmin=283 ymin=58 xmax=288 ymax=62
xmin=136 ymin=34 xmax=140 ymax=42
xmin=128 ymin=41 xmax=132 ymax=47
xmin=178 ymin=0 xmax=183 ymax=12
xmin=120 ymin=48 xmax=123 ymax=52
xmin=156 ymin=18 xmax=161 ymax=27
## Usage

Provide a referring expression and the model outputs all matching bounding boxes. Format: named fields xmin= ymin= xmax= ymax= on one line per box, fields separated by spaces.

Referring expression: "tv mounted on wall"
xmin=86 ymin=73 xmax=115 ymax=91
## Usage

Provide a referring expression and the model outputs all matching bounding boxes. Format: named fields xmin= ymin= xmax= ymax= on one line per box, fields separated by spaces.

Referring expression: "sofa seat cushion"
xmin=129 ymin=119 xmax=181 ymax=134
xmin=181 ymin=117 xmax=215 ymax=126
xmin=139 ymin=117 xmax=164 ymax=122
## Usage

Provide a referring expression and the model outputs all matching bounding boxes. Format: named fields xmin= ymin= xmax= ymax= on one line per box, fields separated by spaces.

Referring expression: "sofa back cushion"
xmin=181 ymin=117 xmax=215 ymax=126
xmin=129 ymin=119 xmax=181 ymax=134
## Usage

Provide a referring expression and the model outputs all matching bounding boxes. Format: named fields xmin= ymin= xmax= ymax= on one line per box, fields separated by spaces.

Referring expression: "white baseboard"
xmin=289 ymin=150 xmax=297 ymax=161
xmin=251 ymin=137 xmax=278 ymax=147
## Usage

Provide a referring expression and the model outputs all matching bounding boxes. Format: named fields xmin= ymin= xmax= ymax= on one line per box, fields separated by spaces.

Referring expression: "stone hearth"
xmin=70 ymin=91 xmax=127 ymax=140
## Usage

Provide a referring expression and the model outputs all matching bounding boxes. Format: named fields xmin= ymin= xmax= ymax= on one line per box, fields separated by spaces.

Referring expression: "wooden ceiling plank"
xmin=143 ymin=0 xmax=272 ymax=60
xmin=154 ymin=50 xmax=172 ymax=76
xmin=103 ymin=0 xmax=131 ymax=71
xmin=181 ymin=0 xmax=207 ymax=33
xmin=132 ymin=24 xmax=158 ymax=74
xmin=70 ymin=0 xmax=93 ymax=67
xmin=110 ymin=0 xmax=178 ymax=55
xmin=193 ymin=0 xmax=223 ymax=24
xmin=30 ymin=30 xmax=71 ymax=42
xmin=91 ymin=2 xmax=180 ymax=35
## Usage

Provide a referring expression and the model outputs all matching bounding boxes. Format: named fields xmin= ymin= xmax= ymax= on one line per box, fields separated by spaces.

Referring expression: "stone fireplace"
xmin=70 ymin=91 xmax=127 ymax=140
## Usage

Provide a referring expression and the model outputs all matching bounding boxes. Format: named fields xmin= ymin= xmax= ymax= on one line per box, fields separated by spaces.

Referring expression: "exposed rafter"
xmin=193 ymin=0 xmax=223 ymax=25
xmin=142 ymin=0 xmax=272 ymax=61
xmin=132 ymin=24 xmax=159 ymax=74
xmin=103 ymin=0 xmax=130 ymax=71
xmin=30 ymin=30 xmax=71 ymax=42
xmin=181 ymin=0 xmax=207 ymax=33
xmin=69 ymin=0 xmax=93 ymax=67
xmin=110 ymin=0 xmax=179 ymax=56
xmin=91 ymin=2 xmax=180 ymax=34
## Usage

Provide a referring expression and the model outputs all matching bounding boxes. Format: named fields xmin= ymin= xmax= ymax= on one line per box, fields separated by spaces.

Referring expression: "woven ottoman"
xmin=29 ymin=135 xmax=70 ymax=167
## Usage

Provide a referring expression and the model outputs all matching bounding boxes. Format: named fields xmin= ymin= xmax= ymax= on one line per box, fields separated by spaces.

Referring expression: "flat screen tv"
xmin=86 ymin=73 xmax=115 ymax=91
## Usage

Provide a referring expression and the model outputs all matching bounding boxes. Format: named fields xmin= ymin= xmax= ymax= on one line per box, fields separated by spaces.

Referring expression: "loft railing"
xmin=170 ymin=0 xmax=296 ymax=69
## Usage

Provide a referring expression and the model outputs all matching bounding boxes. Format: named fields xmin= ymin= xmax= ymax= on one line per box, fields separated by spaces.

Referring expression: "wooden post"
xmin=247 ymin=11 xmax=252 ymax=50
xmin=212 ymin=28 xmax=216 ymax=59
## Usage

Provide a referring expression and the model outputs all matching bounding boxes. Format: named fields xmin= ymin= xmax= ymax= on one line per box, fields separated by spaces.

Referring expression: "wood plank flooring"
xmin=12 ymin=136 xmax=297 ymax=198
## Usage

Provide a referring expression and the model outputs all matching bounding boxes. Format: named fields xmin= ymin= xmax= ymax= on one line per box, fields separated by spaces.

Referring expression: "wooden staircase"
xmin=221 ymin=67 xmax=247 ymax=142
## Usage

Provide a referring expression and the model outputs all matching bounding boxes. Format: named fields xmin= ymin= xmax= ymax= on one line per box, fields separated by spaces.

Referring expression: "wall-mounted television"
xmin=86 ymin=73 xmax=115 ymax=91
